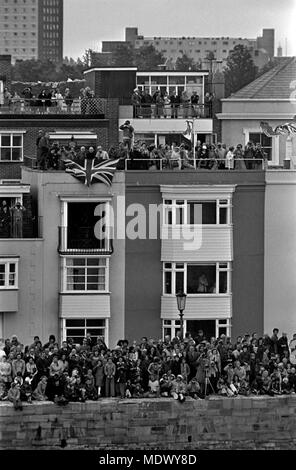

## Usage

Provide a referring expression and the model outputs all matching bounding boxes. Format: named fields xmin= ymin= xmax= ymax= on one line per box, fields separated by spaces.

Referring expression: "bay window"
xmin=62 ymin=257 xmax=109 ymax=292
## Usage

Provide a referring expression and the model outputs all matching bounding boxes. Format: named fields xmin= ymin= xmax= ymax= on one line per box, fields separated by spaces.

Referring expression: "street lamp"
xmin=176 ymin=292 xmax=187 ymax=340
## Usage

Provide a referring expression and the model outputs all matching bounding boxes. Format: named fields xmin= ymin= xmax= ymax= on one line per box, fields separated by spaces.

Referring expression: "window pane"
xmin=66 ymin=319 xmax=85 ymax=327
xmin=86 ymin=328 xmax=105 ymax=337
xmin=169 ymin=76 xmax=185 ymax=85
xmin=151 ymin=76 xmax=167 ymax=84
xmin=187 ymin=265 xmax=216 ymax=294
xmin=87 ymin=258 xmax=106 ymax=266
xmin=188 ymin=202 xmax=202 ymax=224
xmin=261 ymin=134 xmax=272 ymax=147
xmin=220 ymin=207 xmax=227 ymax=224
xmin=219 ymin=327 xmax=227 ymax=336
xmin=1 ymin=148 xmax=11 ymax=160
xmin=11 ymin=149 xmax=21 ymax=161
xmin=13 ymin=135 xmax=22 ymax=146
xmin=164 ymin=263 xmax=172 ymax=269
xmin=175 ymin=271 xmax=184 ymax=293
xmin=164 ymin=271 xmax=172 ymax=294
xmin=137 ymin=75 xmax=149 ymax=85
xmin=176 ymin=207 xmax=184 ymax=224
xmin=1 ymin=135 xmax=11 ymax=146
xmin=202 ymin=202 xmax=216 ymax=224
xmin=86 ymin=319 xmax=105 ymax=327
xmin=219 ymin=271 xmax=227 ymax=293
xmin=164 ymin=328 xmax=171 ymax=337
xmin=164 ymin=320 xmax=171 ymax=325
xmin=9 ymin=274 xmax=15 ymax=286
xmin=66 ymin=329 xmax=85 ymax=337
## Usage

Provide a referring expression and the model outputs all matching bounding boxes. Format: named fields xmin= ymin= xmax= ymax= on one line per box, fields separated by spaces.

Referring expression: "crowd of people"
xmin=131 ymin=88 xmax=214 ymax=119
xmin=1 ymin=86 xmax=99 ymax=115
xmin=35 ymin=131 xmax=113 ymax=171
xmin=1 ymin=328 xmax=296 ymax=410
xmin=126 ymin=140 xmax=267 ymax=171
xmin=33 ymin=133 xmax=267 ymax=173
xmin=0 ymin=200 xmax=26 ymax=239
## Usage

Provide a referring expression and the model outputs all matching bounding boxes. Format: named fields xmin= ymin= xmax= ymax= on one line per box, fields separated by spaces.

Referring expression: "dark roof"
xmin=226 ymin=57 xmax=296 ymax=100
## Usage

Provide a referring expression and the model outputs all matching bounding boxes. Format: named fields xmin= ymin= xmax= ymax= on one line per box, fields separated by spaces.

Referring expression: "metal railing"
xmin=129 ymin=103 xmax=212 ymax=119
xmin=58 ymin=226 xmax=111 ymax=254
xmin=125 ymin=158 xmax=265 ymax=171
xmin=0 ymin=98 xmax=106 ymax=116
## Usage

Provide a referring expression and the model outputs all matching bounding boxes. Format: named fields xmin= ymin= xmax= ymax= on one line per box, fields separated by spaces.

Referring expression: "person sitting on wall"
xmin=7 ymin=382 xmax=23 ymax=410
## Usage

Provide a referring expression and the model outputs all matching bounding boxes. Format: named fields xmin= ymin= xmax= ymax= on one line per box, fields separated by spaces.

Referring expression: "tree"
xmin=12 ymin=58 xmax=84 ymax=82
xmin=134 ymin=45 xmax=165 ymax=70
xmin=224 ymin=45 xmax=257 ymax=97
xmin=175 ymin=54 xmax=200 ymax=71
xmin=111 ymin=44 xmax=135 ymax=67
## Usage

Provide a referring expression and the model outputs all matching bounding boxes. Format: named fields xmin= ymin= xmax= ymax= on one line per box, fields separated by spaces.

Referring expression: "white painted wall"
xmin=264 ymin=171 xmax=296 ymax=337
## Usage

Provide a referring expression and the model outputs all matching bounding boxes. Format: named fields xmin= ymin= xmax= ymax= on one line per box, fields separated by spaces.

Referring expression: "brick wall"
xmin=1 ymin=396 xmax=296 ymax=450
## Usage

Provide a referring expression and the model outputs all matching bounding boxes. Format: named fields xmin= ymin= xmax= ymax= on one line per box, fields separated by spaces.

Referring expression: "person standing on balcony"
xmin=153 ymin=90 xmax=164 ymax=118
xmin=181 ymin=90 xmax=191 ymax=118
xmin=119 ymin=120 xmax=134 ymax=157
xmin=191 ymin=91 xmax=200 ymax=118
xmin=95 ymin=146 xmax=109 ymax=163
xmin=141 ymin=89 xmax=152 ymax=118
xmin=170 ymin=90 xmax=180 ymax=119
xmin=131 ymin=88 xmax=141 ymax=118
xmin=22 ymin=86 xmax=33 ymax=112
xmin=225 ymin=146 xmax=235 ymax=170
xmin=163 ymin=91 xmax=171 ymax=118
xmin=64 ymin=88 xmax=73 ymax=113
xmin=0 ymin=200 xmax=11 ymax=238
xmin=37 ymin=131 xmax=49 ymax=170
xmin=10 ymin=202 xmax=26 ymax=239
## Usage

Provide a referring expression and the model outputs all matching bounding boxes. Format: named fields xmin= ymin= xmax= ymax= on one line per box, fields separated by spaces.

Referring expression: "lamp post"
xmin=176 ymin=292 xmax=187 ymax=340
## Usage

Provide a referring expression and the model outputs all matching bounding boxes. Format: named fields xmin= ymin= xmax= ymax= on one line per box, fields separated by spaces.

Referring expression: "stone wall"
xmin=1 ymin=396 xmax=296 ymax=450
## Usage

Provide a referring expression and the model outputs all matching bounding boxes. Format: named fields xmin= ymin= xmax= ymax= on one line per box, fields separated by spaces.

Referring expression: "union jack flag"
xmin=260 ymin=120 xmax=296 ymax=137
xmin=64 ymin=157 xmax=120 ymax=187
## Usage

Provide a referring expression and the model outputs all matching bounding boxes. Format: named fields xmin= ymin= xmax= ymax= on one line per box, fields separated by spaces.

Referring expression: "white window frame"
xmin=0 ymin=258 xmax=19 ymax=290
xmin=215 ymin=318 xmax=232 ymax=338
xmin=0 ymin=133 xmax=24 ymax=162
xmin=60 ymin=256 xmax=110 ymax=293
xmin=162 ymin=319 xmax=181 ymax=340
xmin=163 ymin=261 xmax=232 ymax=296
xmin=163 ymin=198 xmax=232 ymax=226
xmin=60 ymin=198 xmax=112 ymax=252
xmin=243 ymin=127 xmax=279 ymax=166
xmin=61 ymin=317 xmax=109 ymax=347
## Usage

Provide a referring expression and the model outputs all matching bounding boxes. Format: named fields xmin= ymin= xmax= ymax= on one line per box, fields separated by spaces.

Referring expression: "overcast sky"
xmin=64 ymin=0 xmax=296 ymax=59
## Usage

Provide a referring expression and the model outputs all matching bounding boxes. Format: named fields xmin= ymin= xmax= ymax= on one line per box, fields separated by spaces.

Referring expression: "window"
xmin=0 ymin=259 xmax=18 ymax=289
xmin=64 ymin=318 xmax=106 ymax=345
xmin=64 ymin=201 xmax=110 ymax=251
xmin=0 ymin=134 xmax=23 ymax=161
xmin=162 ymin=319 xmax=181 ymax=339
xmin=62 ymin=257 xmax=108 ymax=292
xmin=163 ymin=262 xmax=231 ymax=295
xmin=163 ymin=199 xmax=231 ymax=225
xmin=249 ymin=132 xmax=272 ymax=160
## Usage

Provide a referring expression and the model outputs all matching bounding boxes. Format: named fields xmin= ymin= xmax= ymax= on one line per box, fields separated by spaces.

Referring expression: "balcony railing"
xmin=125 ymin=158 xmax=265 ymax=171
xmin=128 ymin=104 xmax=212 ymax=119
xmin=0 ymin=98 xmax=106 ymax=116
xmin=58 ymin=226 xmax=112 ymax=254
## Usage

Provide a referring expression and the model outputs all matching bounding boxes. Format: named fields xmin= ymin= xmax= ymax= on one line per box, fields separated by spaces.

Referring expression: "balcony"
xmin=0 ymin=98 xmax=106 ymax=118
xmin=120 ymin=104 xmax=212 ymax=119
xmin=58 ymin=226 xmax=112 ymax=255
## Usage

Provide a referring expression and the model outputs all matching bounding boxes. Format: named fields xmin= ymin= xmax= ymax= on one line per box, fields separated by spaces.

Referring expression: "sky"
xmin=64 ymin=0 xmax=296 ymax=60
